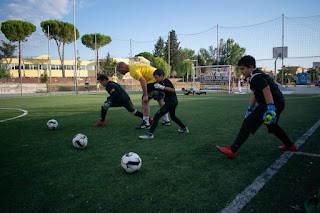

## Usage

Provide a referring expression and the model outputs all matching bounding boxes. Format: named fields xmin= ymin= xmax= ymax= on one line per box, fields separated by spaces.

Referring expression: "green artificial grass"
xmin=0 ymin=93 xmax=319 ymax=212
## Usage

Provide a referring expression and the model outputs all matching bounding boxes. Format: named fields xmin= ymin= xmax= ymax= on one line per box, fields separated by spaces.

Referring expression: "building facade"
xmin=0 ymin=55 xmax=150 ymax=78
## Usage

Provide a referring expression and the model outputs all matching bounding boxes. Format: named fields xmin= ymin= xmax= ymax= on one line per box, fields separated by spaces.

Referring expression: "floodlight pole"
xmin=73 ymin=0 xmax=78 ymax=94
xmin=130 ymin=39 xmax=132 ymax=59
xmin=95 ymin=33 xmax=97 ymax=79
xmin=281 ymin=14 xmax=285 ymax=85
xmin=47 ymin=25 xmax=51 ymax=93
xmin=168 ymin=32 xmax=170 ymax=78
xmin=217 ymin=24 xmax=219 ymax=65
xmin=274 ymin=53 xmax=281 ymax=82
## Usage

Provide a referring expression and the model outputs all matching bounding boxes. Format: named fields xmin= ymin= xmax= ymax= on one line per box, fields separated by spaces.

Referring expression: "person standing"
xmin=216 ymin=55 xmax=297 ymax=159
xmin=139 ymin=69 xmax=189 ymax=139
xmin=116 ymin=62 xmax=170 ymax=129
xmin=84 ymin=78 xmax=90 ymax=92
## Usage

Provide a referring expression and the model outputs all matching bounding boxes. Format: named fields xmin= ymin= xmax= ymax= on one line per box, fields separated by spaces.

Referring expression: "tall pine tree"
xmin=153 ymin=37 xmax=165 ymax=58
xmin=164 ymin=30 xmax=181 ymax=73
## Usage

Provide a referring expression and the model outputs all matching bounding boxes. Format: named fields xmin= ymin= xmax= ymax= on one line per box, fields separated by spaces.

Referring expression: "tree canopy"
xmin=1 ymin=20 xmax=36 ymax=42
xmin=151 ymin=57 xmax=170 ymax=77
xmin=153 ymin=37 xmax=165 ymax=58
xmin=41 ymin=20 xmax=79 ymax=77
xmin=81 ymin=33 xmax=111 ymax=51
xmin=81 ymin=33 xmax=112 ymax=73
xmin=164 ymin=30 xmax=181 ymax=73
xmin=1 ymin=20 xmax=36 ymax=77
xmin=100 ymin=53 xmax=117 ymax=76
xmin=135 ymin=52 xmax=154 ymax=63
xmin=216 ymin=39 xmax=246 ymax=66
xmin=0 ymin=41 xmax=17 ymax=65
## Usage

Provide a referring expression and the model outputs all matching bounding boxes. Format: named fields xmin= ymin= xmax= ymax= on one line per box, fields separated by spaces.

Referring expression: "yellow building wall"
xmin=2 ymin=55 xmax=96 ymax=78
xmin=2 ymin=55 xmax=150 ymax=78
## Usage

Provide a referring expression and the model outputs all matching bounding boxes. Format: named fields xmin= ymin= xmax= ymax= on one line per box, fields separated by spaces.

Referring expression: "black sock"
xmin=100 ymin=106 xmax=107 ymax=121
xmin=134 ymin=111 xmax=143 ymax=118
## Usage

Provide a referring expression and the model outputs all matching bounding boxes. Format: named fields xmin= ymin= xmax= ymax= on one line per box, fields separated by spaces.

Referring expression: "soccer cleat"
xmin=135 ymin=121 xmax=150 ymax=129
xmin=178 ymin=127 xmax=189 ymax=133
xmin=216 ymin=146 xmax=236 ymax=159
xmin=139 ymin=133 xmax=154 ymax=139
xmin=278 ymin=145 xmax=298 ymax=151
xmin=94 ymin=120 xmax=106 ymax=126
xmin=161 ymin=120 xmax=171 ymax=126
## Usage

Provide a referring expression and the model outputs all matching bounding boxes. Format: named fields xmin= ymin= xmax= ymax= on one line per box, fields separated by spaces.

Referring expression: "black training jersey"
xmin=249 ymin=69 xmax=284 ymax=105
xmin=105 ymin=81 xmax=130 ymax=102
xmin=160 ymin=78 xmax=178 ymax=104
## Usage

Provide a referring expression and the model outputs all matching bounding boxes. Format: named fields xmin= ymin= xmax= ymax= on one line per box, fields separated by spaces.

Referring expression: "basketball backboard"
xmin=273 ymin=47 xmax=288 ymax=58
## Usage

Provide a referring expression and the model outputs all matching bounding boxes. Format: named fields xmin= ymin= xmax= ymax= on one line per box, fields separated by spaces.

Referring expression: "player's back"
xmin=129 ymin=63 xmax=156 ymax=83
xmin=106 ymin=81 xmax=130 ymax=101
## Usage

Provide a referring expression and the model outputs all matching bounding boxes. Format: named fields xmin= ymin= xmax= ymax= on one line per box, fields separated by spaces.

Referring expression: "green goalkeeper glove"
xmin=263 ymin=104 xmax=277 ymax=125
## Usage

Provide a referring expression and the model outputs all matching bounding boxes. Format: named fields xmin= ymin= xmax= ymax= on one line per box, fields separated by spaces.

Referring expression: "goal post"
xmin=194 ymin=65 xmax=234 ymax=93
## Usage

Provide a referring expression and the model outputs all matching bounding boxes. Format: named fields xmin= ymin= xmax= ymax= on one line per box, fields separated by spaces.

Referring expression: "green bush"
xmin=40 ymin=71 xmax=48 ymax=83
xmin=0 ymin=66 xmax=10 ymax=78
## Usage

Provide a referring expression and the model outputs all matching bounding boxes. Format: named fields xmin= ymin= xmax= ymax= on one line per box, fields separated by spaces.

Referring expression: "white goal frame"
xmin=194 ymin=65 xmax=234 ymax=93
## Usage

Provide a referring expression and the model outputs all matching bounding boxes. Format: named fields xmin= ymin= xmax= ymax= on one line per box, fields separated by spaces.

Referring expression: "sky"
xmin=0 ymin=0 xmax=320 ymax=69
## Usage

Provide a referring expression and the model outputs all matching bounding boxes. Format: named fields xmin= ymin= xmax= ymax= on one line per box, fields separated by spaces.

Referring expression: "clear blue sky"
xmin=0 ymin=0 xmax=319 ymax=69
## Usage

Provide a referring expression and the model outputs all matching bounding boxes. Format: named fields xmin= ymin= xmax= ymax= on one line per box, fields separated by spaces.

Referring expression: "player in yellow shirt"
xmin=116 ymin=62 xmax=170 ymax=129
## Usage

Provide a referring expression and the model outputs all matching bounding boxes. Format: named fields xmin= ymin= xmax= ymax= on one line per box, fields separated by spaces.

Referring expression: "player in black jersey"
xmin=139 ymin=69 xmax=189 ymax=139
xmin=216 ymin=55 xmax=297 ymax=158
xmin=94 ymin=74 xmax=144 ymax=126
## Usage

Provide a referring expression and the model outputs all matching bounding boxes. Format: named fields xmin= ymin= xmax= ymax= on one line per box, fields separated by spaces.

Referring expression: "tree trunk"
xmin=62 ymin=43 xmax=65 ymax=77
xmin=56 ymin=41 xmax=64 ymax=78
xmin=96 ymin=49 xmax=99 ymax=74
xmin=18 ymin=41 xmax=21 ymax=78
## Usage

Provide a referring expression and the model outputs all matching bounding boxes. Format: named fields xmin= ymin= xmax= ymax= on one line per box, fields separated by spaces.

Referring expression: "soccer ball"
xmin=47 ymin=119 xmax=58 ymax=130
xmin=121 ymin=152 xmax=142 ymax=173
xmin=72 ymin=134 xmax=88 ymax=148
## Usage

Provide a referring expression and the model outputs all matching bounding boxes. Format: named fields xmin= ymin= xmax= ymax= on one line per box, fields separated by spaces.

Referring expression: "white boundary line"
xmin=0 ymin=108 xmax=28 ymax=123
xmin=220 ymin=119 xmax=320 ymax=213
xmin=293 ymin=151 xmax=320 ymax=158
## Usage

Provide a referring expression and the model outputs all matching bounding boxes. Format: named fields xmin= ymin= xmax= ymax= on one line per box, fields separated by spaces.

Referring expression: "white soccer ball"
xmin=47 ymin=119 xmax=58 ymax=130
xmin=121 ymin=152 xmax=142 ymax=173
xmin=72 ymin=134 xmax=88 ymax=148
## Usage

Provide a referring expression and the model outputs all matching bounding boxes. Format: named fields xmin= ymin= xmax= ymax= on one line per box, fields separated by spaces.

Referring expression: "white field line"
xmin=220 ymin=119 xmax=320 ymax=213
xmin=0 ymin=108 xmax=28 ymax=122
xmin=293 ymin=151 xmax=320 ymax=158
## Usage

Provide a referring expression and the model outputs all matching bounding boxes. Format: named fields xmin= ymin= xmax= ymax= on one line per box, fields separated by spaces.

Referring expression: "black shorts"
xmin=107 ymin=96 xmax=136 ymax=113
xmin=144 ymin=83 xmax=165 ymax=101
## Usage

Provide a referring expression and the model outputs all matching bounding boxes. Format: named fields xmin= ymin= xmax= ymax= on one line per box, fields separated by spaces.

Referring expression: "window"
xmin=86 ymin=65 xmax=95 ymax=70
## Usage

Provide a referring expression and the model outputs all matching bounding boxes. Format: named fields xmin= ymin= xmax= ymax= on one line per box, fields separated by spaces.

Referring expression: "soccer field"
xmin=1 ymin=92 xmax=319 ymax=212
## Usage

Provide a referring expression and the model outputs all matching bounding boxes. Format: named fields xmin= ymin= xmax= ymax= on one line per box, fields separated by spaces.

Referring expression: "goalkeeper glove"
xmin=154 ymin=83 xmax=165 ymax=90
xmin=263 ymin=104 xmax=277 ymax=125
xmin=245 ymin=105 xmax=255 ymax=118
xmin=103 ymin=100 xmax=112 ymax=110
